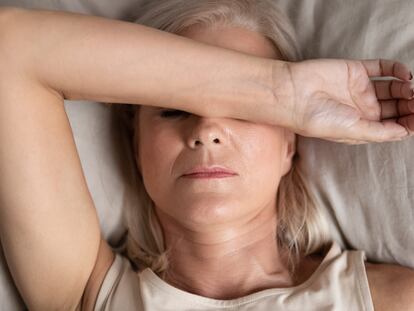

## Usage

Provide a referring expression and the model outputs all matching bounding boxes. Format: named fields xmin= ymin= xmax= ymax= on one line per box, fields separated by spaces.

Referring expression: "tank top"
xmin=93 ymin=241 xmax=374 ymax=310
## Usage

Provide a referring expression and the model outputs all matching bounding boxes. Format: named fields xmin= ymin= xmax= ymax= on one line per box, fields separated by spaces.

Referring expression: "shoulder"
xmin=365 ymin=261 xmax=414 ymax=311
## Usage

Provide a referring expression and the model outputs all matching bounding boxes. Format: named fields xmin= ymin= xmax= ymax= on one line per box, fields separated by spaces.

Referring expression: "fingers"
xmin=397 ymin=114 xmax=414 ymax=134
xmin=361 ymin=59 xmax=412 ymax=81
xmin=374 ymin=80 xmax=414 ymax=100
xmin=380 ymin=99 xmax=414 ymax=119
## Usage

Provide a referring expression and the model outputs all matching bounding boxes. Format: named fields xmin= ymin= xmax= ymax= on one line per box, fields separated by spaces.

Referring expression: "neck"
xmin=155 ymin=206 xmax=297 ymax=300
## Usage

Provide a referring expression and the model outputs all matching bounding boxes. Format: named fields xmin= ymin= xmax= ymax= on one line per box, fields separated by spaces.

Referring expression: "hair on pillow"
xmin=0 ymin=1 xmax=413 ymax=310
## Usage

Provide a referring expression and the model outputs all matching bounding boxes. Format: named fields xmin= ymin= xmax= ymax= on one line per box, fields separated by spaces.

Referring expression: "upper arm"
xmin=365 ymin=262 xmax=414 ymax=311
xmin=0 ymin=14 xmax=107 ymax=310
xmin=80 ymin=237 xmax=115 ymax=311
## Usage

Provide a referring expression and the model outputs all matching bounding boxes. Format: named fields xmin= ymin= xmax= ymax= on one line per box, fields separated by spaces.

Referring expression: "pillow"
xmin=0 ymin=0 xmax=413 ymax=309
xmin=276 ymin=0 xmax=414 ymax=269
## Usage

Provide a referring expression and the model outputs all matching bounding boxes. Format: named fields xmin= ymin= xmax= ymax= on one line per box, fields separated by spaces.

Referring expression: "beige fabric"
xmin=1 ymin=1 xmax=413 ymax=310
xmin=275 ymin=0 xmax=414 ymax=269
xmin=94 ymin=241 xmax=374 ymax=311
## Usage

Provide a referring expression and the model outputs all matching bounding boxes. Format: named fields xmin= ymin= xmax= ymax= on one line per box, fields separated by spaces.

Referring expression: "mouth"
xmin=182 ymin=172 xmax=237 ymax=179
xmin=181 ymin=165 xmax=238 ymax=178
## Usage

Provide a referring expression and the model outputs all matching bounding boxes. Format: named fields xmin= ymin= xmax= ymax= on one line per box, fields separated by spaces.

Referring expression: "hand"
xmin=285 ymin=58 xmax=413 ymax=144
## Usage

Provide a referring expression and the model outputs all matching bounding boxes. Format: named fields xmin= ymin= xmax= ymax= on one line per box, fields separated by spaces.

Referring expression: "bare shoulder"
xmin=365 ymin=261 xmax=414 ymax=311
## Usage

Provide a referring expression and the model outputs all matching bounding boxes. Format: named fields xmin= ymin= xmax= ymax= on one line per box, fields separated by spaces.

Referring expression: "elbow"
xmin=0 ymin=6 xmax=25 ymax=18
xmin=0 ymin=7 xmax=29 ymax=75
xmin=0 ymin=6 xmax=24 ymax=31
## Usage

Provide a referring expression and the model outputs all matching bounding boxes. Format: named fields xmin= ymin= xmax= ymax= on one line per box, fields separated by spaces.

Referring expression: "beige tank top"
xmin=93 ymin=241 xmax=374 ymax=311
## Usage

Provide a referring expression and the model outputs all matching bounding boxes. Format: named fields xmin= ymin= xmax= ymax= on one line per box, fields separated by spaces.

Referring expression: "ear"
xmin=281 ymin=129 xmax=296 ymax=177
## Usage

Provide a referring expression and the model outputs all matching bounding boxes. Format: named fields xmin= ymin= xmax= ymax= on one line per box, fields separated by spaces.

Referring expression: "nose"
xmin=187 ymin=117 xmax=227 ymax=148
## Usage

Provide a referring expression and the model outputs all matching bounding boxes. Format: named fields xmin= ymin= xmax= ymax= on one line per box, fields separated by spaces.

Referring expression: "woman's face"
xmin=134 ymin=25 xmax=296 ymax=230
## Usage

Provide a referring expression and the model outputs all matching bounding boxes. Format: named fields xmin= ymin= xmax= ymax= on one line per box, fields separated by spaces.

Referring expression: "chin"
xmin=172 ymin=197 xmax=246 ymax=226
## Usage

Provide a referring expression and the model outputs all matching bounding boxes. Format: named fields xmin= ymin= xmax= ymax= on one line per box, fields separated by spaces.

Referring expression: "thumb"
xmin=349 ymin=118 xmax=408 ymax=142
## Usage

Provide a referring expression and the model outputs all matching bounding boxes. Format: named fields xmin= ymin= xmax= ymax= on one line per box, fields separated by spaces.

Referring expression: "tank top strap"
xmin=348 ymin=247 xmax=375 ymax=311
xmin=306 ymin=242 xmax=374 ymax=311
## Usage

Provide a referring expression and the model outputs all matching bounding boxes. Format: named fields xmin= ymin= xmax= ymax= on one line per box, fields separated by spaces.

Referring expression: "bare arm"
xmin=366 ymin=262 xmax=414 ymax=311
xmin=3 ymin=7 xmax=410 ymax=141
xmin=0 ymin=6 xmax=285 ymax=310
xmin=1 ymin=6 xmax=284 ymax=124
xmin=0 ymin=38 xmax=102 ymax=311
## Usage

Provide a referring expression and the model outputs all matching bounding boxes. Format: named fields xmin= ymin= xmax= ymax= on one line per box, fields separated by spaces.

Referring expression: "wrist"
xmin=216 ymin=58 xmax=294 ymax=128
xmin=268 ymin=59 xmax=296 ymax=128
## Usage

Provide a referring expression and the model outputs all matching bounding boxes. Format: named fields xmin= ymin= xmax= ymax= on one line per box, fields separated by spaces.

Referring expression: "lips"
xmin=182 ymin=165 xmax=238 ymax=177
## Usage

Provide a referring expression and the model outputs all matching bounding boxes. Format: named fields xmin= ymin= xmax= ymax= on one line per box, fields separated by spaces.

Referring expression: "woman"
xmin=0 ymin=1 xmax=413 ymax=311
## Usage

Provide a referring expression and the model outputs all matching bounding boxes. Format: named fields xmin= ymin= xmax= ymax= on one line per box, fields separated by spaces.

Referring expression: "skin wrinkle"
xmin=389 ymin=80 xmax=394 ymax=99
xmin=282 ymin=61 xmax=297 ymax=130
xmin=345 ymin=60 xmax=358 ymax=116
xmin=398 ymin=80 xmax=404 ymax=101
xmin=134 ymin=24 xmax=320 ymax=300
xmin=344 ymin=61 xmax=374 ymax=143
xmin=374 ymin=81 xmax=379 ymax=98
xmin=397 ymin=99 xmax=402 ymax=117
xmin=379 ymin=59 xmax=385 ymax=77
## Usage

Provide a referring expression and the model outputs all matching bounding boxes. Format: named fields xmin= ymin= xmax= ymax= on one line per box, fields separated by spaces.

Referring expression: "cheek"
xmin=242 ymin=128 xmax=285 ymax=200
xmin=138 ymin=127 xmax=180 ymax=203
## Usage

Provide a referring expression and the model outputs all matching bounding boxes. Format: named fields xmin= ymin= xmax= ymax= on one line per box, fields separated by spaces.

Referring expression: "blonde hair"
xmin=110 ymin=0 xmax=331 ymax=278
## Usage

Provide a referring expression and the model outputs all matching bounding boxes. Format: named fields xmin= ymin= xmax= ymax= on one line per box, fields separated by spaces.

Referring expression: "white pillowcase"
xmin=0 ymin=0 xmax=413 ymax=309
xmin=276 ymin=0 xmax=414 ymax=269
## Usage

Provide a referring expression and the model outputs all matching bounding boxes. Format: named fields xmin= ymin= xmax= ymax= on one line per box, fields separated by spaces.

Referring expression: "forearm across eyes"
xmin=0 ymin=6 xmax=290 ymax=124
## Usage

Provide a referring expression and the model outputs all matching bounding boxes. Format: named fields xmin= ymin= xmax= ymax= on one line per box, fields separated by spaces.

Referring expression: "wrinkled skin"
xmin=285 ymin=59 xmax=414 ymax=144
